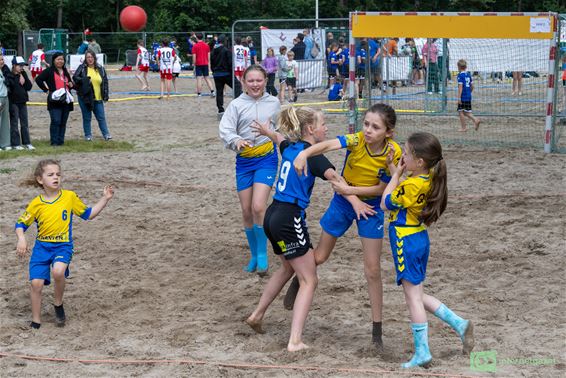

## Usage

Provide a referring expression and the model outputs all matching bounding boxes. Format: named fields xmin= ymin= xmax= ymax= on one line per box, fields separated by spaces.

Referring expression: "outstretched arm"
xmin=89 ymin=185 xmax=114 ymax=220
xmin=332 ymin=180 xmax=387 ymax=198
xmin=294 ymin=138 xmax=342 ymax=176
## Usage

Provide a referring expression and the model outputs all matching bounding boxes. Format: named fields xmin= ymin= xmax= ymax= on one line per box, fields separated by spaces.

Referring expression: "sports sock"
xmin=372 ymin=321 xmax=384 ymax=351
xmin=244 ymin=227 xmax=257 ymax=272
xmin=253 ymin=224 xmax=268 ymax=272
xmin=402 ymin=323 xmax=432 ymax=368
xmin=433 ymin=303 xmax=468 ymax=340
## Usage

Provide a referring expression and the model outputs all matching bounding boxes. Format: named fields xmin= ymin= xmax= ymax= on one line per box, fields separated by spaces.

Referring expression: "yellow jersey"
xmin=337 ymin=132 xmax=401 ymax=193
xmin=15 ymin=190 xmax=91 ymax=243
xmin=385 ymin=174 xmax=431 ymax=235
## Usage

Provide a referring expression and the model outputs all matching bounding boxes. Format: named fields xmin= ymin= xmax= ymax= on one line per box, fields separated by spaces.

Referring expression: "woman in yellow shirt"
xmin=73 ymin=50 xmax=112 ymax=141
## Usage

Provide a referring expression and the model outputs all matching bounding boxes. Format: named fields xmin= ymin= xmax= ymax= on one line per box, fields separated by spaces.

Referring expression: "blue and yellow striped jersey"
xmin=337 ymin=132 xmax=401 ymax=190
xmin=15 ymin=190 xmax=91 ymax=243
xmin=384 ymin=174 xmax=431 ymax=231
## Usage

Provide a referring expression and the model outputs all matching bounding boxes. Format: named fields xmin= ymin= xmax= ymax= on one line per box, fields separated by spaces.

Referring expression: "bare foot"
xmin=474 ymin=120 xmax=482 ymax=131
xmin=287 ymin=341 xmax=309 ymax=352
xmin=458 ymin=128 xmax=468 ymax=132
xmin=462 ymin=321 xmax=475 ymax=355
xmin=245 ymin=316 xmax=265 ymax=334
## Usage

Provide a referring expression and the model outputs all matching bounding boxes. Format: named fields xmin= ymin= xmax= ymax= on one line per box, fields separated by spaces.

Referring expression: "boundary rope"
xmin=0 ymin=351 xmax=478 ymax=377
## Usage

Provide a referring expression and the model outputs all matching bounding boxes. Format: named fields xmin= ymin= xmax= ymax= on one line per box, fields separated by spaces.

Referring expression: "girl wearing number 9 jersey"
xmin=245 ymin=106 xmax=374 ymax=352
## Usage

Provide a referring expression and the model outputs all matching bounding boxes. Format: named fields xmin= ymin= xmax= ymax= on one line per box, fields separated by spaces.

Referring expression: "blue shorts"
xmin=389 ymin=227 xmax=430 ymax=286
xmin=320 ymin=194 xmax=384 ymax=239
xmin=29 ymin=241 xmax=73 ymax=285
xmin=235 ymin=149 xmax=278 ymax=192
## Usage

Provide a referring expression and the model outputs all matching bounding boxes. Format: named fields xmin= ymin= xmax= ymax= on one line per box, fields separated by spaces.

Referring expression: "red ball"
xmin=119 ymin=6 xmax=147 ymax=32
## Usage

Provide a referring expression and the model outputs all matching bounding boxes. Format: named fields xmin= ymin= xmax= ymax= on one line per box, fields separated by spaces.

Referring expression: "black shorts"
xmin=457 ymin=101 xmax=472 ymax=112
xmin=286 ymin=77 xmax=297 ymax=88
xmin=356 ymin=68 xmax=365 ymax=79
xmin=195 ymin=65 xmax=209 ymax=77
xmin=327 ymin=68 xmax=337 ymax=78
xmin=263 ymin=200 xmax=312 ymax=260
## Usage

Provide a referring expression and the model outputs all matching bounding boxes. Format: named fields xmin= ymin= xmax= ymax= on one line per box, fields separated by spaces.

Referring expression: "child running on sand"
xmin=246 ymin=106 xmax=374 ymax=351
xmin=381 ymin=132 xmax=474 ymax=368
xmin=15 ymin=159 xmax=114 ymax=329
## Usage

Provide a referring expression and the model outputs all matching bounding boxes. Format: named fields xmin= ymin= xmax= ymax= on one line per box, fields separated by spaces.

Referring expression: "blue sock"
xmin=402 ymin=323 xmax=432 ymax=368
xmin=253 ymin=224 xmax=268 ymax=272
xmin=434 ymin=303 xmax=468 ymax=341
xmin=244 ymin=227 xmax=257 ymax=272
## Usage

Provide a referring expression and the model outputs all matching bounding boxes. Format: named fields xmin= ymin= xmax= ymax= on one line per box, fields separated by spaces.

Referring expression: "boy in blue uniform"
xmin=15 ymin=159 xmax=114 ymax=329
xmin=457 ymin=59 xmax=481 ymax=132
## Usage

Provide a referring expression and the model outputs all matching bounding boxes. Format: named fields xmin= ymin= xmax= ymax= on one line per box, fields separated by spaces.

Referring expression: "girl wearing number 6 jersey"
xmin=15 ymin=159 xmax=114 ymax=329
xmin=246 ymin=106 xmax=374 ymax=352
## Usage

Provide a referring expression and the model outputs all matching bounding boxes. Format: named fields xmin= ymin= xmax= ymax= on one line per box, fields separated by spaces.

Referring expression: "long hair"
xmin=84 ymin=49 xmax=98 ymax=69
xmin=407 ymin=132 xmax=447 ymax=226
xmin=21 ymin=159 xmax=61 ymax=188
xmin=277 ymin=106 xmax=318 ymax=142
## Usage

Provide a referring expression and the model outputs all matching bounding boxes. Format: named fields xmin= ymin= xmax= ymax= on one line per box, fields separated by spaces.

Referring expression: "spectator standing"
xmin=210 ymin=34 xmax=233 ymax=117
xmin=422 ymin=38 xmax=439 ymax=94
xmin=73 ymin=50 xmax=111 ymax=141
xmin=192 ymin=33 xmax=215 ymax=97
xmin=291 ymin=33 xmax=307 ymax=62
xmin=261 ymin=47 xmax=278 ymax=97
xmin=247 ymin=37 xmax=258 ymax=65
xmin=0 ymin=55 xmax=10 ymax=150
xmin=7 ymin=57 xmax=34 ymax=150
xmin=87 ymin=37 xmax=101 ymax=54
xmin=35 ymin=52 xmax=75 ymax=146
xmin=278 ymin=46 xmax=289 ymax=104
xmin=303 ymin=28 xmax=314 ymax=60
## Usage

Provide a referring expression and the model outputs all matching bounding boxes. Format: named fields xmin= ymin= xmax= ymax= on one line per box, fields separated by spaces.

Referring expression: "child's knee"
xmin=30 ymin=279 xmax=44 ymax=292
xmin=52 ymin=267 xmax=66 ymax=281
xmin=364 ymin=264 xmax=382 ymax=282
xmin=298 ymin=274 xmax=318 ymax=289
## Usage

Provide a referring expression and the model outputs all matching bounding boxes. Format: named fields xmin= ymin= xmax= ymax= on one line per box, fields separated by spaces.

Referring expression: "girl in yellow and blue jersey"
xmin=288 ymin=103 xmax=402 ymax=351
xmin=15 ymin=159 xmax=114 ymax=329
xmin=219 ymin=65 xmax=280 ymax=275
xmin=381 ymin=132 xmax=474 ymax=368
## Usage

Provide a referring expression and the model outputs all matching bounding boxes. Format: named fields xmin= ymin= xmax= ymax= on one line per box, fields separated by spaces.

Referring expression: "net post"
xmin=348 ymin=13 xmax=357 ymax=133
xmin=545 ymin=13 xmax=559 ymax=153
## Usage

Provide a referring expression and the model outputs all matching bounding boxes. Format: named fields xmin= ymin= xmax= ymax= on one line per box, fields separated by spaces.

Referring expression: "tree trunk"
xmin=57 ymin=2 xmax=63 ymax=28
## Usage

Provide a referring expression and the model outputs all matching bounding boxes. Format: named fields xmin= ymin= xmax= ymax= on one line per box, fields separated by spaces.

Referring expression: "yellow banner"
xmin=352 ymin=14 xmax=555 ymax=40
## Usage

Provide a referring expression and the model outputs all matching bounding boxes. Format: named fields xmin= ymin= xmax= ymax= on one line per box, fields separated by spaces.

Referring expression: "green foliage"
xmin=1 ymin=0 xmax=565 ymax=39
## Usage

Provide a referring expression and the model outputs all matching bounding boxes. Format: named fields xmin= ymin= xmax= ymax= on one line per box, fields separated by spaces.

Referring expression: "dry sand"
xmin=0 ymin=69 xmax=564 ymax=377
